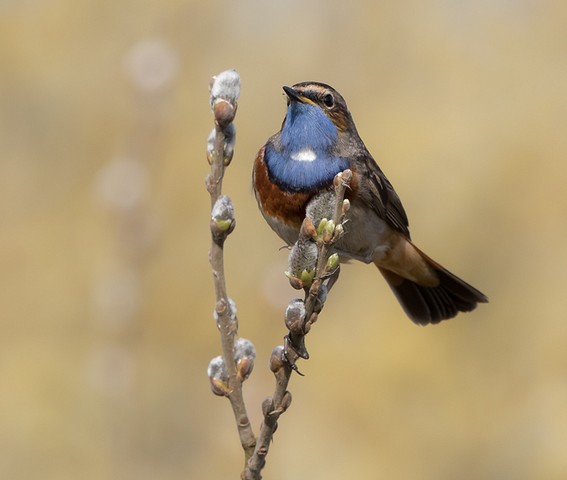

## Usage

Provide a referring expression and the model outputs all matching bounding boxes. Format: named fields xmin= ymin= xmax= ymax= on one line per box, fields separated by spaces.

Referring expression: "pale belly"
xmin=264 ymin=199 xmax=396 ymax=265
xmin=334 ymin=200 xmax=393 ymax=263
xmin=263 ymin=212 xmax=302 ymax=247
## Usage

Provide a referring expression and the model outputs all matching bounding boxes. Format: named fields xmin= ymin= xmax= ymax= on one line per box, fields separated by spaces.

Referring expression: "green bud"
xmin=326 ymin=253 xmax=340 ymax=272
xmin=214 ymin=218 xmax=232 ymax=231
xmin=300 ymin=269 xmax=315 ymax=288
xmin=321 ymin=219 xmax=335 ymax=242
xmin=316 ymin=218 xmax=329 ymax=237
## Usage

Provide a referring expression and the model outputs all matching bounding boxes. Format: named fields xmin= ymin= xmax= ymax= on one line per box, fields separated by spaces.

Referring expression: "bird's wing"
xmin=359 ymin=153 xmax=411 ymax=238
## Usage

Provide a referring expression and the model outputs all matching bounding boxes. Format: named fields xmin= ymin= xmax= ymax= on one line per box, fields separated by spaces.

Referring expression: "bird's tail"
xmin=376 ymin=243 xmax=488 ymax=325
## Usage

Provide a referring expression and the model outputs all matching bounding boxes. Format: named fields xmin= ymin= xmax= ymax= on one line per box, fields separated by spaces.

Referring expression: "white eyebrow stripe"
xmin=290 ymin=148 xmax=317 ymax=162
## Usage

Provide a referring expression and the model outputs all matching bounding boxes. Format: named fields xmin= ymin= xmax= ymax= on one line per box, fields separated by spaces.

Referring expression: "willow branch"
xmin=243 ymin=170 xmax=352 ymax=480
xmin=205 ymin=70 xmax=256 ymax=463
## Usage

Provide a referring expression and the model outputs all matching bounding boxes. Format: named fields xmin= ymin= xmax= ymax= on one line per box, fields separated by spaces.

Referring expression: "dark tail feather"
xmin=377 ymin=252 xmax=488 ymax=325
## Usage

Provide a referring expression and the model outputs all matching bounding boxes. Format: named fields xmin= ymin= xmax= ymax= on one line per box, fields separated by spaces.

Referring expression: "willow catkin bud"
xmin=210 ymin=195 xmax=235 ymax=242
xmin=210 ymin=69 xmax=240 ymax=106
xmin=305 ymin=191 xmax=335 ymax=225
xmin=234 ymin=337 xmax=256 ymax=381
xmin=269 ymin=345 xmax=285 ymax=373
xmin=286 ymin=239 xmax=318 ymax=289
xmin=206 ymin=123 xmax=236 ymax=166
xmin=284 ymin=299 xmax=306 ymax=334
xmin=207 ymin=356 xmax=229 ymax=396
xmin=209 ymin=69 xmax=240 ymax=128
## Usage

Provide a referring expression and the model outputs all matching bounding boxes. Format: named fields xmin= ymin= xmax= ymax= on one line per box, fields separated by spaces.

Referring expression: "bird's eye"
xmin=322 ymin=93 xmax=334 ymax=108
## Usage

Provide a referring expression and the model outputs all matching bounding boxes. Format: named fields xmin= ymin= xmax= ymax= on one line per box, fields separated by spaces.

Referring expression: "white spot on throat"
xmin=290 ymin=148 xmax=317 ymax=162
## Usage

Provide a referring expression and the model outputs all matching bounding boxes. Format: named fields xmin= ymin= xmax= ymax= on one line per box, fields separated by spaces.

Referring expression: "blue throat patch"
xmin=265 ymin=102 xmax=349 ymax=193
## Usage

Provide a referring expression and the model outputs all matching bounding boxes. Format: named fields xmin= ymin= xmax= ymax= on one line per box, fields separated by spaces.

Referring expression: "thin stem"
xmin=207 ymin=107 xmax=256 ymax=461
xmin=243 ymin=170 xmax=352 ymax=480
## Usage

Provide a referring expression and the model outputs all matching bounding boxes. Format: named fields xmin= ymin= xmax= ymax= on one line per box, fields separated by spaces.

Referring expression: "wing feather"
xmin=355 ymin=152 xmax=411 ymax=238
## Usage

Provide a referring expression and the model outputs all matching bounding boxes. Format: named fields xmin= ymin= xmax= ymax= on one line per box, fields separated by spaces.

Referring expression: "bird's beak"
xmin=282 ymin=86 xmax=313 ymax=105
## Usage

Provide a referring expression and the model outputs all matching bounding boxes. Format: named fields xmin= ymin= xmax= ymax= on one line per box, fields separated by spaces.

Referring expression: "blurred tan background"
xmin=1 ymin=1 xmax=567 ymax=479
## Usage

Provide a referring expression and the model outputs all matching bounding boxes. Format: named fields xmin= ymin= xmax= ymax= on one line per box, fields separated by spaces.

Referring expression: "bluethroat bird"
xmin=253 ymin=82 xmax=488 ymax=325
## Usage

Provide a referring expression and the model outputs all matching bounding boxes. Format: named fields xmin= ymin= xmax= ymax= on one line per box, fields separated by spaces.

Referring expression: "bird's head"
xmin=281 ymin=82 xmax=354 ymax=136
xmin=281 ymin=82 xmax=356 ymax=152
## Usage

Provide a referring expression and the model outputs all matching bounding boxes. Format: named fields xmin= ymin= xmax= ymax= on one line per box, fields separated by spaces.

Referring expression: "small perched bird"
xmin=253 ymin=82 xmax=488 ymax=325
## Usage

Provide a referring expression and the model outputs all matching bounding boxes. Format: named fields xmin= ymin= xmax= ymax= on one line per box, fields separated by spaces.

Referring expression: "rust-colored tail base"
xmin=377 ymin=249 xmax=488 ymax=325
